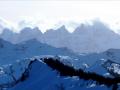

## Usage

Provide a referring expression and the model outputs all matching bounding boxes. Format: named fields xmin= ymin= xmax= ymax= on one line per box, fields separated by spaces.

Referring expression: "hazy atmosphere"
xmin=0 ymin=0 xmax=120 ymax=32
xmin=0 ymin=0 xmax=120 ymax=90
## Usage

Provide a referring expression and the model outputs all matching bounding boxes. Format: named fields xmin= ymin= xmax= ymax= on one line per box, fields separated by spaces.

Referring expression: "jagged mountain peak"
xmin=1 ymin=20 xmax=120 ymax=53
xmin=57 ymin=25 xmax=67 ymax=30
xmin=45 ymin=25 xmax=69 ymax=34
xmin=20 ymin=27 xmax=42 ymax=33
xmin=73 ymin=23 xmax=91 ymax=34
xmin=91 ymin=20 xmax=109 ymax=29
xmin=73 ymin=20 xmax=111 ymax=33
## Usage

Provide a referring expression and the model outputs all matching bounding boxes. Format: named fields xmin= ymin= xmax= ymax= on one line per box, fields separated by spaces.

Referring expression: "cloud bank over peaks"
xmin=0 ymin=18 xmax=113 ymax=34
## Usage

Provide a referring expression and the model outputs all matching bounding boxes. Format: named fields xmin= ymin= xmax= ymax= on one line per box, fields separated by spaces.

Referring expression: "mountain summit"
xmin=1 ymin=20 xmax=120 ymax=53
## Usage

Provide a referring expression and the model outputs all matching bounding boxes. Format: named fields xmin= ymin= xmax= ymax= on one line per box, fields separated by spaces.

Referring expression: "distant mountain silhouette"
xmin=42 ymin=25 xmax=71 ymax=47
xmin=1 ymin=20 xmax=120 ymax=53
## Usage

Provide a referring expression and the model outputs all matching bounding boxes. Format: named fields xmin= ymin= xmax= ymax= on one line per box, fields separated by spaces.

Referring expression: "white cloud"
xmin=0 ymin=1 xmax=120 ymax=32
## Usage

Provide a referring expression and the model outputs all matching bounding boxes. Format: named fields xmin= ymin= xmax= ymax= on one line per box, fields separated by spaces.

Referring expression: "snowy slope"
xmin=102 ymin=60 xmax=120 ymax=77
xmin=0 ymin=39 xmax=78 ymax=65
xmin=71 ymin=48 xmax=120 ymax=68
xmin=0 ymin=55 xmax=118 ymax=90
xmin=6 ymin=57 xmax=109 ymax=90
xmin=0 ymin=37 xmax=120 ymax=72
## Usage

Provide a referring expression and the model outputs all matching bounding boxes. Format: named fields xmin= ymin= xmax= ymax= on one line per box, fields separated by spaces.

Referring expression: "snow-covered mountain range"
xmin=0 ymin=20 xmax=120 ymax=53
xmin=0 ymin=38 xmax=119 ymax=89
xmin=0 ymin=19 xmax=120 ymax=90
xmin=0 ymin=38 xmax=78 ymax=65
xmin=0 ymin=56 xmax=119 ymax=90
